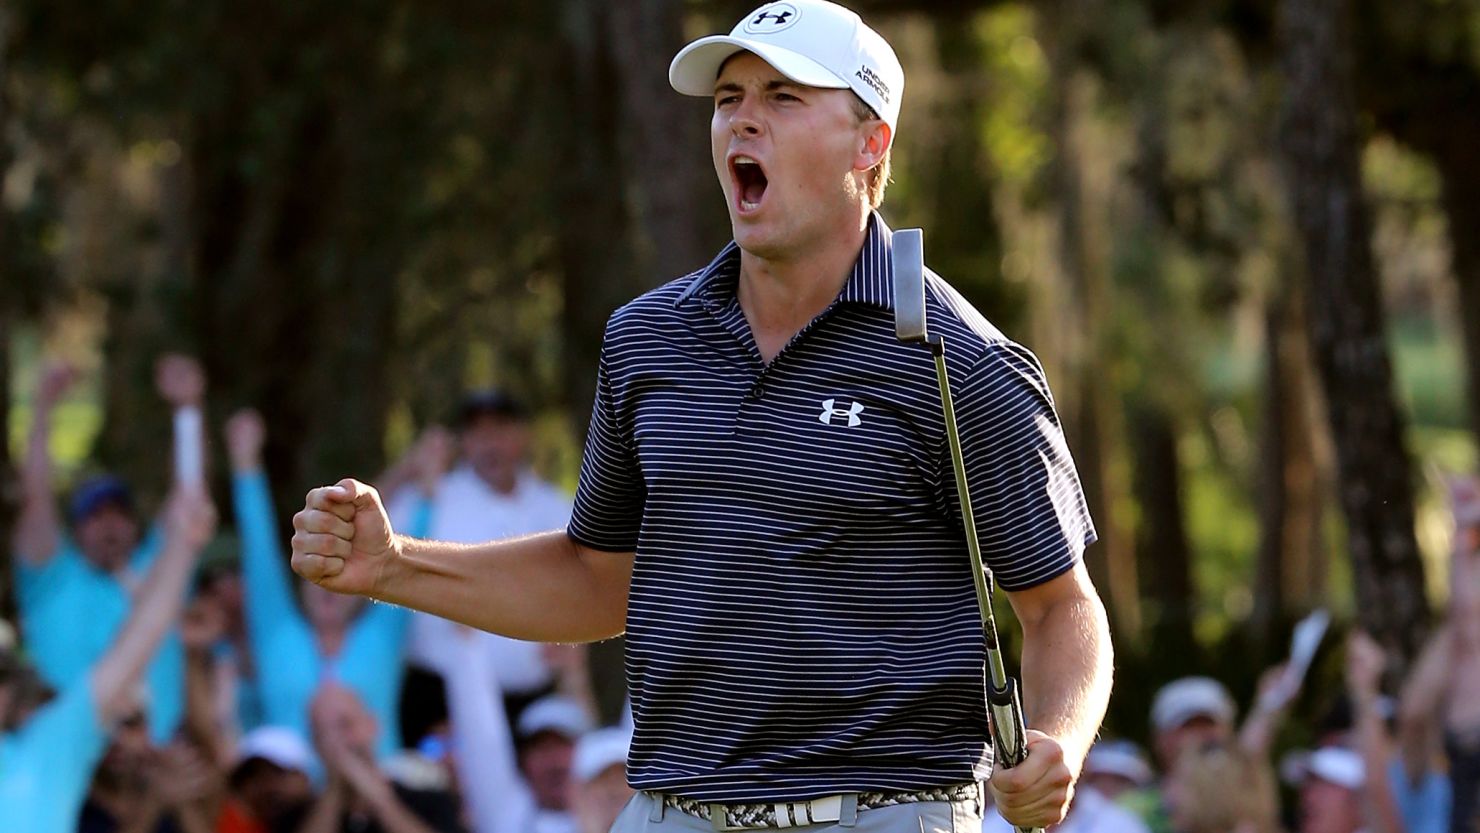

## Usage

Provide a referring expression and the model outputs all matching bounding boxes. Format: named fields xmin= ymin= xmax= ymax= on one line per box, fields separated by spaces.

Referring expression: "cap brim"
xmin=670 ymin=36 xmax=850 ymax=97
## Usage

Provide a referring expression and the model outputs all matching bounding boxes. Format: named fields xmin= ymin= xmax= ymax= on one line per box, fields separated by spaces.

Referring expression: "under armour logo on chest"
xmin=819 ymin=399 xmax=865 ymax=427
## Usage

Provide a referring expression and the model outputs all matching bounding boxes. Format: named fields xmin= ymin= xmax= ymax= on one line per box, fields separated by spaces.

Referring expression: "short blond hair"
xmin=1170 ymin=743 xmax=1280 ymax=833
xmin=850 ymin=96 xmax=891 ymax=209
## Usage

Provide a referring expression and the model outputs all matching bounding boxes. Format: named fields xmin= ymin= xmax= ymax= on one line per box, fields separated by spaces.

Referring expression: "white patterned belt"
xmin=656 ymin=781 xmax=980 ymax=830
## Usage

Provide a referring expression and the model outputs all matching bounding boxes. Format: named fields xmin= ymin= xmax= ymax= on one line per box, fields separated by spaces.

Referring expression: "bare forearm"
xmin=1354 ymin=700 xmax=1405 ymax=833
xmin=375 ymin=531 xmax=632 ymax=642
xmin=296 ymin=783 xmax=347 ymax=833
xmin=1017 ymin=588 xmax=1113 ymax=772
xmin=91 ymin=537 xmax=199 ymax=722
xmin=14 ymin=402 xmax=60 ymax=563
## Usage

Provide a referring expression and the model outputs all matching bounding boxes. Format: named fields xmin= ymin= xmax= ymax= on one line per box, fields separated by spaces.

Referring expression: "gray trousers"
xmin=610 ymin=791 xmax=985 ymax=833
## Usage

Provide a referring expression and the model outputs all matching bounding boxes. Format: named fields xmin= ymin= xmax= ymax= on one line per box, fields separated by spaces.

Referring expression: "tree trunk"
xmin=1131 ymin=403 xmax=1195 ymax=658
xmin=1438 ymin=167 xmax=1480 ymax=444
xmin=555 ymin=0 xmax=718 ymax=723
xmin=1040 ymin=3 xmax=1142 ymax=636
xmin=1253 ymin=289 xmax=1330 ymax=643
xmin=0 ymin=0 xmax=13 ymax=616
xmin=1277 ymin=0 xmax=1427 ymax=664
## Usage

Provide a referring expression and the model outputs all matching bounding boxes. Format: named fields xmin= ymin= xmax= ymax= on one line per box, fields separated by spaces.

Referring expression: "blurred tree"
xmin=1277 ymin=0 xmax=1428 ymax=662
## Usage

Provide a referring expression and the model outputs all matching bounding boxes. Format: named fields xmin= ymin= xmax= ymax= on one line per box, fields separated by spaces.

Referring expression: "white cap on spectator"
xmin=1151 ymin=677 xmax=1237 ymax=732
xmin=1281 ymin=746 xmax=1365 ymax=790
xmin=573 ymin=727 xmax=633 ymax=783
xmin=669 ymin=0 xmax=905 ymax=131
xmin=1084 ymin=740 xmax=1154 ymax=786
xmin=236 ymin=726 xmax=314 ymax=773
xmin=517 ymin=696 xmax=593 ymax=741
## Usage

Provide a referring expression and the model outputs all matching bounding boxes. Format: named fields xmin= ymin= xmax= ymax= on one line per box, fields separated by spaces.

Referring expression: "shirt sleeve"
xmin=443 ymin=632 xmax=536 ymax=833
xmin=943 ymin=341 xmax=1096 ymax=591
xmin=13 ymin=540 xmax=80 ymax=612
xmin=233 ymin=470 xmax=305 ymax=650
xmin=566 ymin=342 xmax=645 ymax=552
xmin=10 ymin=679 xmax=110 ymax=809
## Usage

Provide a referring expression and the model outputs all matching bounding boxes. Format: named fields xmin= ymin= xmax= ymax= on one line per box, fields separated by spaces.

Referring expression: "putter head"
xmin=892 ymin=228 xmax=927 ymax=343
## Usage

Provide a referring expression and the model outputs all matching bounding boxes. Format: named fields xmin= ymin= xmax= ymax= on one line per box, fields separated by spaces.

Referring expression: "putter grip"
xmin=988 ymin=678 xmax=1044 ymax=833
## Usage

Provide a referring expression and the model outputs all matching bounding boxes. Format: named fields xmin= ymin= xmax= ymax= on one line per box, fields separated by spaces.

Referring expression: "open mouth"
xmin=730 ymin=155 xmax=769 ymax=213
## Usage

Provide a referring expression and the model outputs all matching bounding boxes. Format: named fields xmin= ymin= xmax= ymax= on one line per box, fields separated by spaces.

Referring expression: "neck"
xmin=315 ymin=626 xmax=347 ymax=658
xmin=736 ymin=208 xmax=871 ymax=361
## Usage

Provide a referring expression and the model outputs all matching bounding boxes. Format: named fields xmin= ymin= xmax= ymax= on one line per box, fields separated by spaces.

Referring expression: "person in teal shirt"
xmin=10 ymin=358 xmax=205 ymax=743
xmin=226 ymin=409 xmax=410 ymax=761
xmin=1 ymin=487 xmax=217 ymax=833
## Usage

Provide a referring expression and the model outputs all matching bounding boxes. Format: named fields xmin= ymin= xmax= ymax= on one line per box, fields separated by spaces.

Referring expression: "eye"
xmin=716 ymin=95 xmax=740 ymax=107
xmin=775 ymin=92 xmax=800 ymax=102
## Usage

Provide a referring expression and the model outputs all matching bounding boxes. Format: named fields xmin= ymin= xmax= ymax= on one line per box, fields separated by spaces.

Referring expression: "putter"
xmin=892 ymin=228 xmax=1040 ymax=833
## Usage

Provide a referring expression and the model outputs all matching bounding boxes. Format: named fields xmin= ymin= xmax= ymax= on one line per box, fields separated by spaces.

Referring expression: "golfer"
xmin=291 ymin=1 xmax=1111 ymax=829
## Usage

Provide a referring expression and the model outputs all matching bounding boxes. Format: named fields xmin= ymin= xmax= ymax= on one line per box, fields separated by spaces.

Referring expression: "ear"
xmin=854 ymin=121 xmax=892 ymax=173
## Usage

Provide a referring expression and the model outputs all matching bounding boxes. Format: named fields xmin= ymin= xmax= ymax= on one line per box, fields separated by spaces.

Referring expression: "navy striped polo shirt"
xmin=566 ymin=212 xmax=1096 ymax=803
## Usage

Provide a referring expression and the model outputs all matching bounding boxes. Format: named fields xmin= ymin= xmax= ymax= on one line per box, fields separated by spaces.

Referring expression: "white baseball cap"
xmin=572 ymin=727 xmax=633 ymax=783
xmin=517 ymin=695 xmax=594 ymax=741
xmin=1151 ymin=677 xmax=1237 ymax=732
xmin=669 ymin=0 xmax=905 ymax=132
xmin=1084 ymin=740 xmax=1154 ymax=786
xmin=1281 ymin=746 xmax=1365 ymax=790
xmin=235 ymin=726 xmax=314 ymax=774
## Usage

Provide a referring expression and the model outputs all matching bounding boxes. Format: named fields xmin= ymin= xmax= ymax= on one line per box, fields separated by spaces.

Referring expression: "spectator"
xmin=226 ymin=410 xmax=409 ymax=760
xmin=217 ymin=727 xmax=316 ymax=833
xmin=569 ymin=727 xmax=633 ymax=833
xmin=1402 ymin=473 xmax=1480 ymax=833
xmin=1121 ymin=677 xmax=1238 ymax=833
xmin=1080 ymin=739 xmax=1155 ymax=803
xmin=0 ymin=487 xmax=216 ymax=833
xmin=386 ymin=392 xmax=572 ymax=715
xmin=1164 ymin=741 xmax=1280 ymax=833
xmin=432 ymin=623 xmax=592 ymax=833
xmin=1287 ymin=746 xmax=1368 ymax=833
xmin=79 ymin=732 xmax=222 ymax=833
xmin=12 ymin=357 xmax=206 ymax=741
xmin=279 ymin=685 xmax=462 ymax=833
xmin=984 ymin=740 xmax=1150 ymax=832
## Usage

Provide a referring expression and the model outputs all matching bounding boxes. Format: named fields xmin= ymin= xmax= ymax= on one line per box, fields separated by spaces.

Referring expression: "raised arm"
xmin=437 ymin=629 xmax=535 ymax=833
xmin=291 ymin=479 xmax=632 ymax=643
xmin=12 ymin=362 xmax=79 ymax=566
xmin=157 ymin=353 xmax=208 ymax=491
xmin=1346 ymin=632 xmax=1406 ymax=833
xmin=227 ymin=409 xmax=303 ymax=639
xmin=91 ymin=488 xmax=217 ymax=723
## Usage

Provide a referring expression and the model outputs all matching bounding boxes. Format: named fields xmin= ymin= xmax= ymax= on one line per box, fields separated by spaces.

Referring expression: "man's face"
xmin=711 ymin=52 xmax=880 ymax=258
xmin=299 ymin=581 xmax=363 ymax=632
xmin=518 ymin=732 xmax=575 ymax=811
xmin=75 ymin=504 xmax=140 ymax=572
xmin=461 ymin=414 xmax=529 ymax=490
xmin=1154 ymin=714 xmax=1231 ymax=770
xmin=1299 ymin=779 xmax=1362 ymax=833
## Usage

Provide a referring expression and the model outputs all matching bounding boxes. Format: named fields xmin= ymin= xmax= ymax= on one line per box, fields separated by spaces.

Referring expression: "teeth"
xmin=735 ymin=156 xmax=758 ymax=166
xmin=741 ymin=200 xmax=760 ymax=210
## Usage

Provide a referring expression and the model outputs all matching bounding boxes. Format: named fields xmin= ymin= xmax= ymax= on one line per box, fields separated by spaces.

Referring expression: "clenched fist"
xmin=291 ymin=479 xmax=399 ymax=598
xmin=988 ymin=729 xmax=1075 ymax=828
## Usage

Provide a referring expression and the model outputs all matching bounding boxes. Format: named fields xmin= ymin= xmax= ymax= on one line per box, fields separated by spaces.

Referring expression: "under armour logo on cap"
xmin=819 ymin=398 xmax=864 ymax=427
xmin=745 ymin=4 xmax=800 ymax=33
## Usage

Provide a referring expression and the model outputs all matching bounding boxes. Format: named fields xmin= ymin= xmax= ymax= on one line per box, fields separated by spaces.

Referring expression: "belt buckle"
xmin=708 ymin=795 xmax=845 ymax=831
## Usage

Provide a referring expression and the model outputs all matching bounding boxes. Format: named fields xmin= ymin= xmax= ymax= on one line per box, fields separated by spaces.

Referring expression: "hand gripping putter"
xmin=892 ymin=229 xmax=1040 ymax=833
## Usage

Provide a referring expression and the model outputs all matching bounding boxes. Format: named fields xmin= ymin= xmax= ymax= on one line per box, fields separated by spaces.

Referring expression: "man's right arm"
xmin=292 ymin=479 xmax=633 ymax=643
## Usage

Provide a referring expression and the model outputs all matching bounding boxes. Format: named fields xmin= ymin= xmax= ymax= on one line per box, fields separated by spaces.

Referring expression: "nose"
xmin=730 ymin=98 xmax=763 ymax=138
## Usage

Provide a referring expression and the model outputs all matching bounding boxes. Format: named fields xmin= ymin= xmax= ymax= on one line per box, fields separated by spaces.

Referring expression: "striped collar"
xmin=675 ymin=212 xmax=897 ymax=310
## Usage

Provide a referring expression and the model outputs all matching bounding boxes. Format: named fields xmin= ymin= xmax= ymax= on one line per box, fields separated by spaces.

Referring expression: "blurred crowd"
xmin=2 ymin=356 xmax=632 ymax=833
xmin=1 ymin=353 xmax=1477 ymax=833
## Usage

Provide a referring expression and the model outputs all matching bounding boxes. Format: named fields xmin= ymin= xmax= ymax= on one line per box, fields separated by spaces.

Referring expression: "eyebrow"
xmin=713 ymin=80 xmax=807 ymax=96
